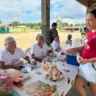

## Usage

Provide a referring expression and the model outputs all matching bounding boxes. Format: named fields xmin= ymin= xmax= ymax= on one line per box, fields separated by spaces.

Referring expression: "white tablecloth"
xmin=13 ymin=61 xmax=78 ymax=96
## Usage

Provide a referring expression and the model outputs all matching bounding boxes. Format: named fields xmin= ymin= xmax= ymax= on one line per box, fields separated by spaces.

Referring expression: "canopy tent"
xmin=76 ymin=0 xmax=96 ymax=9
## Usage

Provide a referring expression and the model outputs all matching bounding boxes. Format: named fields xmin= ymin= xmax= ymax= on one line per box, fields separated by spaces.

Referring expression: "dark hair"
xmin=84 ymin=27 xmax=87 ymax=32
xmin=89 ymin=9 xmax=96 ymax=18
xmin=67 ymin=34 xmax=72 ymax=40
xmin=52 ymin=22 xmax=57 ymax=27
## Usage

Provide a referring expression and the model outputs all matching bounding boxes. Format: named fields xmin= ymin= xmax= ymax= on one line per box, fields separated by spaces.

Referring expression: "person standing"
xmin=67 ymin=9 xmax=96 ymax=96
xmin=47 ymin=22 xmax=58 ymax=46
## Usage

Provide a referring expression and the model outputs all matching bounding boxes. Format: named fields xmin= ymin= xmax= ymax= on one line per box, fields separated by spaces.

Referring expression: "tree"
xmin=70 ymin=24 xmax=73 ymax=26
xmin=9 ymin=21 xmax=20 ymax=26
xmin=75 ymin=23 xmax=81 ymax=26
xmin=81 ymin=23 xmax=86 ymax=27
xmin=58 ymin=22 xmax=69 ymax=29
xmin=0 ymin=19 xmax=2 ymax=24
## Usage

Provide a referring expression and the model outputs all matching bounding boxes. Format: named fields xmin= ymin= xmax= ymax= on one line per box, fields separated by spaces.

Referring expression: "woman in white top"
xmin=0 ymin=36 xmax=30 ymax=69
xmin=31 ymin=33 xmax=49 ymax=62
xmin=51 ymin=35 xmax=61 ymax=53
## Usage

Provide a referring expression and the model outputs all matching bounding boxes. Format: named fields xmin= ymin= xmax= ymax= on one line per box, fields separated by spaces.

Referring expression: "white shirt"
xmin=31 ymin=43 xmax=49 ymax=58
xmin=51 ymin=40 xmax=61 ymax=52
xmin=0 ymin=48 xmax=26 ymax=65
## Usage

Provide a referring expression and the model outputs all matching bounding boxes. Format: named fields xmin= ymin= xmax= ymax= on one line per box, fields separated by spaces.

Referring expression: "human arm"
xmin=23 ymin=56 xmax=30 ymax=63
xmin=67 ymin=46 xmax=84 ymax=54
xmin=31 ymin=54 xmax=43 ymax=62
xmin=79 ymin=57 xmax=96 ymax=64
xmin=0 ymin=61 xmax=24 ymax=69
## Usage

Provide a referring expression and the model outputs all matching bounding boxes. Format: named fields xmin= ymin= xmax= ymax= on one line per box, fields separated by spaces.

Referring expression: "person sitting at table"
xmin=0 ymin=36 xmax=30 ymax=69
xmin=51 ymin=35 xmax=61 ymax=53
xmin=67 ymin=9 xmax=96 ymax=96
xmin=31 ymin=33 xmax=49 ymax=62
xmin=66 ymin=34 xmax=72 ymax=46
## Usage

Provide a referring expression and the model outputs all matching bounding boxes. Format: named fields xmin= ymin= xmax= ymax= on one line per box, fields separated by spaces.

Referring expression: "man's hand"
xmin=14 ymin=61 xmax=23 ymax=68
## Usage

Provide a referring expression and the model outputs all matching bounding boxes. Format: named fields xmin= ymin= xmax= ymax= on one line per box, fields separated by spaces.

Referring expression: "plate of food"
xmin=43 ymin=64 xmax=64 ymax=81
xmin=17 ymin=81 xmax=57 ymax=96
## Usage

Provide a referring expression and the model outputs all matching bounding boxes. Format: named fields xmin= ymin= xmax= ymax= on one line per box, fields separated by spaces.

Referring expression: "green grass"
xmin=10 ymin=29 xmax=40 ymax=33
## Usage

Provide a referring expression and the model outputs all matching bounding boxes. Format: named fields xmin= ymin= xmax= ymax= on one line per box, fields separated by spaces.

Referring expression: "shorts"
xmin=78 ymin=62 xmax=96 ymax=83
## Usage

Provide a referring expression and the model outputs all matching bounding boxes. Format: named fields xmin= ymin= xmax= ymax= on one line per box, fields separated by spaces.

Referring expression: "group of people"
xmin=0 ymin=9 xmax=96 ymax=96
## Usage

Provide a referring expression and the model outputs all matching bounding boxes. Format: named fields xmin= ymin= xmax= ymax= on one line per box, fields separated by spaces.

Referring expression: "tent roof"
xmin=76 ymin=0 xmax=96 ymax=9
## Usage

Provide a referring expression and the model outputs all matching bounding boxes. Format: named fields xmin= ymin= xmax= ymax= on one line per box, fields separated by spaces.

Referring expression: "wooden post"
xmin=41 ymin=0 xmax=50 ymax=42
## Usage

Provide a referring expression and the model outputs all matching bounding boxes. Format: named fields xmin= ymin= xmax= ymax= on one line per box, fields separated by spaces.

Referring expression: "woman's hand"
xmin=67 ymin=48 xmax=74 ymax=54
xmin=79 ymin=58 xmax=89 ymax=64
xmin=77 ymin=56 xmax=89 ymax=64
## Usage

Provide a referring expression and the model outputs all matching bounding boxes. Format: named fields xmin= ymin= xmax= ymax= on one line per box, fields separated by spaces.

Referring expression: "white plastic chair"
xmin=25 ymin=48 xmax=31 ymax=57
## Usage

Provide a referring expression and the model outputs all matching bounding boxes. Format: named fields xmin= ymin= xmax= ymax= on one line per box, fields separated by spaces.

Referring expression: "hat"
xmin=36 ymin=33 xmax=44 ymax=39
xmin=4 ymin=36 xmax=15 ymax=44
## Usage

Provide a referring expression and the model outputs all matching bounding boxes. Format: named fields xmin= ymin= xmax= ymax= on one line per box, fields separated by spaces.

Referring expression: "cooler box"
xmin=66 ymin=55 xmax=79 ymax=66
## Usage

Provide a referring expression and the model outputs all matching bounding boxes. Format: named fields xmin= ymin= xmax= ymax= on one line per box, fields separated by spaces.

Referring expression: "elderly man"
xmin=0 ymin=36 xmax=30 ymax=69
xmin=31 ymin=33 xmax=49 ymax=62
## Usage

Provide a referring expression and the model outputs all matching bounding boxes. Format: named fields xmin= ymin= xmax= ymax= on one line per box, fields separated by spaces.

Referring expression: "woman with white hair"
xmin=31 ymin=33 xmax=49 ymax=62
xmin=0 ymin=36 xmax=30 ymax=69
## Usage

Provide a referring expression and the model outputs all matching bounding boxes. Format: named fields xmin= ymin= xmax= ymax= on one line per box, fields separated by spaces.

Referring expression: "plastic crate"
xmin=66 ymin=55 xmax=79 ymax=66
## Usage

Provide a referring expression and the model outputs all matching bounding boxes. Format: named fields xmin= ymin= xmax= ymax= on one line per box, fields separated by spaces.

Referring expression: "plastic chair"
xmin=25 ymin=48 xmax=31 ymax=57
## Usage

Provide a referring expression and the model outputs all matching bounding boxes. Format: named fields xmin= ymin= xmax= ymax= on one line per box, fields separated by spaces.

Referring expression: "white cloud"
xmin=0 ymin=0 xmax=41 ymax=23
xmin=50 ymin=0 xmax=87 ymax=24
xmin=0 ymin=0 xmax=86 ymax=24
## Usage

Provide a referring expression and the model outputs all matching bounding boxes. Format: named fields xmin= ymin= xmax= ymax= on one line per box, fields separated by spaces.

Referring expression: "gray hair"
xmin=4 ymin=36 xmax=15 ymax=44
xmin=36 ymin=33 xmax=44 ymax=39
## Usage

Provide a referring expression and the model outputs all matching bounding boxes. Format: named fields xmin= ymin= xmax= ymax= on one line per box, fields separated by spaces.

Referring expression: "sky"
xmin=0 ymin=0 xmax=87 ymax=24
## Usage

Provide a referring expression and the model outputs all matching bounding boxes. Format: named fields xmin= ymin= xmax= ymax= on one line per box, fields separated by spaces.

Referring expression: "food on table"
xmin=0 ymin=73 xmax=13 ymax=94
xmin=42 ymin=63 xmax=50 ymax=71
xmin=0 ymin=69 xmax=25 ymax=94
xmin=67 ymin=78 xmax=71 ymax=84
xmin=61 ymin=52 xmax=65 ymax=55
xmin=13 ymin=81 xmax=24 ymax=88
xmin=57 ymin=53 xmax=66 ymax=61
xmin=20 ymin=58 xmax=28 ymax=64
xmin=62 ymin=64 xmax=66 ymax=66
xmin=15 ymin=58 xmax=28 ymax=65
xmin=36 ymin=72 xmax=42 ymax=75
xmin=63 ymin=69 xmax=70 ymax=73
xmin=6 ymin=69 xmax=24 ymax=83
xmin=42 ymin=63 xmax=64 ymax=81
xmin=18 ymin=81 xmax=57 ymax=96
